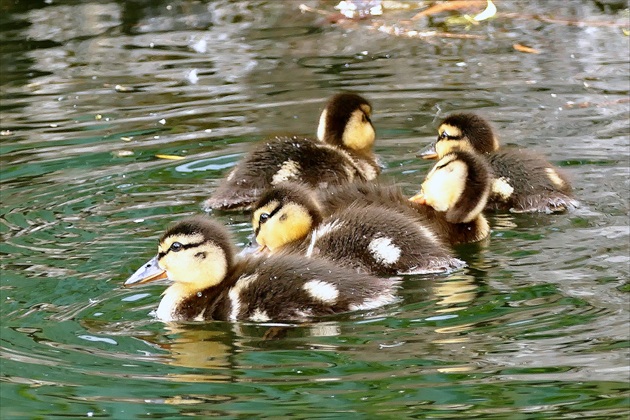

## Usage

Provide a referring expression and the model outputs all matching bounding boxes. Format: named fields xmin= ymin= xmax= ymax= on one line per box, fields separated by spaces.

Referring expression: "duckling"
xmin=252 ymin=182 xmax=464 ymax=276
xmin=418 ymin=113 xmax=578 ymax=213
xmin=203 ymin=92 xmax=379 ymax=211
xmin=319 ymin=150 xmax=492 ymax=246
xmin=124 ymin=216 xmax=398 ymax=322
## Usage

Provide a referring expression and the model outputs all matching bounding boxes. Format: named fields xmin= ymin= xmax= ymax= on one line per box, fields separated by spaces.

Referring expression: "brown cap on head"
xmin=317 ymin=92 xmax=375 ymax=153
xmin=161 ymin=216 xmax=236 ymax=269
xmin=438 ymin=113 xmax=498 ymax=154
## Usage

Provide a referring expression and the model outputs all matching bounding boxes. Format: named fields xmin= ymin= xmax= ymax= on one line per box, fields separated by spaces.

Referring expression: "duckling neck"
xmin=416 ymin=204 xmax=490 ymax=245
xmin=156 ymin=282 xmax=214 ymax=322
xmin=442 ymin=214 xmax=490 ymax=245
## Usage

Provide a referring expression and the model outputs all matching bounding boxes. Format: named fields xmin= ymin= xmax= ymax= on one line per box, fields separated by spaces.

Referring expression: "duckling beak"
xmin=408 ymin=192 xmax=427 ymax=205
xmin=416 ymin=143 xmax=438 ymax=160
xmin=124 ymin=256 xmax=168 ymax=287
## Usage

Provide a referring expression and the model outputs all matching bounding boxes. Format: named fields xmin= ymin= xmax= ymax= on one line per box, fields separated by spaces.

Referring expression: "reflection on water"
xmin=1 ymin=0 xmax=629 ymax=418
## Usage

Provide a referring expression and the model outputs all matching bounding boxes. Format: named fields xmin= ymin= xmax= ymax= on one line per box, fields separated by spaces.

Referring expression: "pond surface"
xmin=1 ymin=0 xmax=629 ymax=418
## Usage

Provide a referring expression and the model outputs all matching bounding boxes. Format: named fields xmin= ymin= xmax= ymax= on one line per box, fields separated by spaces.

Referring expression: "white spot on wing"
xmin=305 ymin=220 xmax=344 ymax=257
xmin=492 ymin=177 xmax=514 ymax=200
xmin=368 ymin=237 xmax=401 ymax=265
xmin=193 ymin=308 xmax=206 ymax=321
xmin=303 ymin=280 xmax=339 ymax=304
xmin=317 ymin=109 xmax=327 ymax=142
xmin=228 ymin=274 xmax=259 ymax=321
xmin=545 ymin=167 xmax=565 ymax=188
xmin=272 ymin=159 xmax=301 ymax=185
xmin=418 ymin=225 xmax=440 ymax=245
xmin=249 ymin=308 xmax=271 ymax=322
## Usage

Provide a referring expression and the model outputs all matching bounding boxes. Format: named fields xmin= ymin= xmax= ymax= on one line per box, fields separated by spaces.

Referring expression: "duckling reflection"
xmin=432 ymin=274 xmax=479 ymax=314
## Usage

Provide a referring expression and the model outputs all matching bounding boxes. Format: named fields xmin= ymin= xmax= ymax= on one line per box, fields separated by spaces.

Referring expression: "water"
xmin=1 ymin=0 xmax=629 ymax=418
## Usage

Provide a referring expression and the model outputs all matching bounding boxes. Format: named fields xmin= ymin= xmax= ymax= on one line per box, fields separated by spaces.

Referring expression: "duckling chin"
xmin=252 ymin=182 xmax=465 ymax=276
xmin=124 ymin=216 xmax=399 ymax=322
xmin=319 ymin=150 xmax=493 ymax=246
xmin=418 ymin=112 xmax=578 ymax=213
xmin=203 ymin=92 xmax=379 ymax=211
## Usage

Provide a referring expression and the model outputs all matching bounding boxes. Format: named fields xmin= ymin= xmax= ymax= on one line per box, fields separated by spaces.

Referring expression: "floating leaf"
xmin=335 ymin=0 xmax=383 ymax=19
xmin=473 ymin=0 xmax=497 ymax=21
xmin=114 ymin=150 xmax=134 ymax=157
xmin=115 ymin=84 xmax=136 ymax=93
xmin=513 ymin=43 xmax=541 ymax=54
xmin=412 ymin=0 xmax=487 ymax=20
xmin=155 ymin=154 xmax=185 ymax=160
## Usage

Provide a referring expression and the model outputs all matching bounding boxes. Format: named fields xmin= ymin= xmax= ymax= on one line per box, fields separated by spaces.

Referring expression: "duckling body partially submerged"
xmin=124 ymin=216 xmax=398 ymax=322
xmin=419 ymin=113 xmax=578 ymax=213
xmin=203 ymin=92 xmax=379 ymax=211
xmin=320 ymin=150 xmax=492 ymax=246
xmin=253 ymin=183 xmax=464 ymax=276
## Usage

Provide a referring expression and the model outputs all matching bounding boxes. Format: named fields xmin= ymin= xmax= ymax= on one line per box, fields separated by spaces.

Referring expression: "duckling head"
xmin=317 ymin=92 xmax=376 ymax=156
xmin=252 ymin=183 xmax=323 ymax=252
xmin=410 ymin=150 xmax=491 ymax=223
xmin=124 ymin=216 xmax=235 ymax=293
xmin=418 ymin=113 xmax=499 ymax=159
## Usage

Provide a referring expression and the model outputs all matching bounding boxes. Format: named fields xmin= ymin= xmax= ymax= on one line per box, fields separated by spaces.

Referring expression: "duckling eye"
xmin=259 ymin=213 xmax=270 ymax=223
xmin=362 ymin=113 xmax=371 ymax=123
xmin=439 ymin=131 xmax=450 ymax=140
xmin=170 ymin=242 xmax=183 ymax=252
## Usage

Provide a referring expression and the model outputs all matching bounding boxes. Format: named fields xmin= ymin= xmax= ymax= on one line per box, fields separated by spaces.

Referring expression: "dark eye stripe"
xmin=261 ymin=206 xmax=282 ymax=225
xmin=255 ymin=205 xmax=282 ymax=237
xmin=439 ymin=132 xmax=462 ymax=141
xmin=435 ymin=160 xmax=453 ymax=170
xmin=160 ymin=240 xmax=206 ymax=258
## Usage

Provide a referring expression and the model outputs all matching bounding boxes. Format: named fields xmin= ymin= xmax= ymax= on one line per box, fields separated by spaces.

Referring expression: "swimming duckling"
xmin=203 ymin=92 xmax=379 ymax=211
xmin=124 ymin=216 xmax=398 ymax=322
xmin=252 ymin=183 xmax=464 ymax=276
xmin=319 ymin=150 xmax=492 ymax=246
xmin=418 ymin=113 xmax=578 ymax=213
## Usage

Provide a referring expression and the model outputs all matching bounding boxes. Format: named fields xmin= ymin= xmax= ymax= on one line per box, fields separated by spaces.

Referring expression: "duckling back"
xmin=304 ymin=202 xmax=465 ymax=275
xmin=253 ymin=182 xmax=464 ymax=276
xmin=319 ymin=180 xmax=489 ymax=246
xmin=174 ymin=253 xmax=400 ymax=322
xmin=486 ymin=149 xmax=578 ymax=213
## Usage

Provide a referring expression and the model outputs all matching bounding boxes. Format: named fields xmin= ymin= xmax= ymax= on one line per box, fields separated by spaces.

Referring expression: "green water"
xmin=1 ymin=1 xmax=629 ymax=418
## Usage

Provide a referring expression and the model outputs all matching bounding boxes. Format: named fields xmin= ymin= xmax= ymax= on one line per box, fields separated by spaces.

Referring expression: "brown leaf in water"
xmin=155 ymin=154 xmax=185 ymax=160
xmin=513 ymin=43 xmax=541 ymax=54
xmin=411 ymin=0 xmax=488 ymax=21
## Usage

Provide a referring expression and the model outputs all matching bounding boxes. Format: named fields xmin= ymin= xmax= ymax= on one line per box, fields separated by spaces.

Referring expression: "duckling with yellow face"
xmin=319 ymin=150 xmax=493 ymax=246
xmin=418 ymin=113 xmax=579 ymax=213
xmin=124 ymin=216 xmax=399 ymax=322
xmin=252 ymin=183 xmax=465 ymax=276
xmin=203 ymin=92 xmax=379 ymax=211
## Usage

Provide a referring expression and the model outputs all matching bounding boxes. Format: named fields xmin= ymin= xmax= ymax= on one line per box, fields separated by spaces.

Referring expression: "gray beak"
xmin=124 ymin=256 xmax=168 ymax=287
